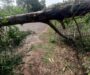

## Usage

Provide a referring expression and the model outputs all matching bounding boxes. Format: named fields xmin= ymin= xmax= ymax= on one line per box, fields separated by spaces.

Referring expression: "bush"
xmin=0 ymin=26 xmax=31 ymax=50
xmin=0 ymin=26 xmax=31 ymax=75
xmin=7 ymin=26 xmax=31 ymax=46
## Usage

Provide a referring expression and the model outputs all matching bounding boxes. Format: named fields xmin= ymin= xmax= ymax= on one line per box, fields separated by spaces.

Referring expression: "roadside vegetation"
xmin=0 ymin=1 xmax=31 ymax=75
xmin=0 ymin=0 xmax=46 ymax=75
xmin=49 ymin=14 xmax=90 ymax=74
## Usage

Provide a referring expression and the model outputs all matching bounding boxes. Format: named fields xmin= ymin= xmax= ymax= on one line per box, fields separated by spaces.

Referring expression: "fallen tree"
xmin=0 ymin=1 xmax=90 ymax=41
xmin=0 ymin=1 xmax=90 ymax=26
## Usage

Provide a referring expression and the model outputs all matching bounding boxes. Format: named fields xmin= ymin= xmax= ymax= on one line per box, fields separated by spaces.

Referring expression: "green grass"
xmin=30 ymin=28 xmax=57 ymax=64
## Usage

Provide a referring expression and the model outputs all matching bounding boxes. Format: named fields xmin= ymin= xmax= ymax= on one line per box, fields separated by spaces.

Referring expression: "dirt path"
xmin=16 ymin=23 xmax=49 ymax=75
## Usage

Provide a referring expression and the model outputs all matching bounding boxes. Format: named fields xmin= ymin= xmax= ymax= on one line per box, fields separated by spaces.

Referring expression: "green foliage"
xmin=0 ymin=52 xmax=23 ymax=75
xmin=7 ymin=26 xmax=30 ymax=46
xmin=16 ymin=0 xmax=45 ymax=12
xmin=85 ymin=14 xmax=90 ymax=24
xmin=88 ymin=73 xmax=90 ymax=75
xmin=0 ymin=26 xmax=31 ymax=75
xmin=0 ymin=2 xmax=30 ymax=75
xmin=9 ymin=26 xmax=31 ymax=46
xmin=0 ymin=6 xmax=25 ymax=16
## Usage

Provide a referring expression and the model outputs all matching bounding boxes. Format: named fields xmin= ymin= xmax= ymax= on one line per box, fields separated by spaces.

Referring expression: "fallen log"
xmin=0 ymin=1 xmax=90 ymax=27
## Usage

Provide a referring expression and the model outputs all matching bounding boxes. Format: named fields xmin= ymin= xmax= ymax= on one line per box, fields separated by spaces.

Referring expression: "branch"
xmin=57 ymin=20 xmax=66 ymax=29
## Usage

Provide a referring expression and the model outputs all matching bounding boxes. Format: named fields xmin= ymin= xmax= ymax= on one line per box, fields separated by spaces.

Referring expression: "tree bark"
xmin=0 ymin=1 xmax=90 ymax=27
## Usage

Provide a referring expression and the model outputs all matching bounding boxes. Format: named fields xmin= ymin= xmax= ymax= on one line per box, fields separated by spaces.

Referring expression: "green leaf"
xmin=88 ymin=73 xmax=90 ymax=75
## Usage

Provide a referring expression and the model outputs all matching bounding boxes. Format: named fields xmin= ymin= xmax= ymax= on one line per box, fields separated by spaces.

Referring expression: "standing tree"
xmin=16 ymin=0 xmax=46 ymax=12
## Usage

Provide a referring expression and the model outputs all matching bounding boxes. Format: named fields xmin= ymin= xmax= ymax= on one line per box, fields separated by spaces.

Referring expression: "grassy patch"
xmin=40 ymin=28 xmax=57 ymax=64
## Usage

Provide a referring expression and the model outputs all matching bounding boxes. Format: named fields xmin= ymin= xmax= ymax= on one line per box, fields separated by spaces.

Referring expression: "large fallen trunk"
xmin=0 ymin=1 xmax=90 ymax=43
xmin=0 ymin=1 xmax=90 ymax=27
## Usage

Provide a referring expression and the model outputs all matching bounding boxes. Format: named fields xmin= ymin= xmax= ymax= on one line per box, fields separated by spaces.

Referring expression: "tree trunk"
xmin=0 ymin=1 xmax=90 ymax=27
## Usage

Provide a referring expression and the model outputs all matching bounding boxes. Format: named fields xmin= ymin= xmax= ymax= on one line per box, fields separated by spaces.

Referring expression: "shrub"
xmin=0 ymin=26 xmax=31 ymax=75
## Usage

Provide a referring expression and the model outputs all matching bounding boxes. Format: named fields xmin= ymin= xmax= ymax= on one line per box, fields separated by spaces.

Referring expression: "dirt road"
xmin=16 ymin=22 xmax=48 ymax=75
xmin=17 ymin=22 xmax=47 ymax=33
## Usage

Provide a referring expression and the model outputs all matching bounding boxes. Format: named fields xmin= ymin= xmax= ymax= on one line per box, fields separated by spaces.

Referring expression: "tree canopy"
xmin=16 ymin=0 xmax=46 ymax=12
